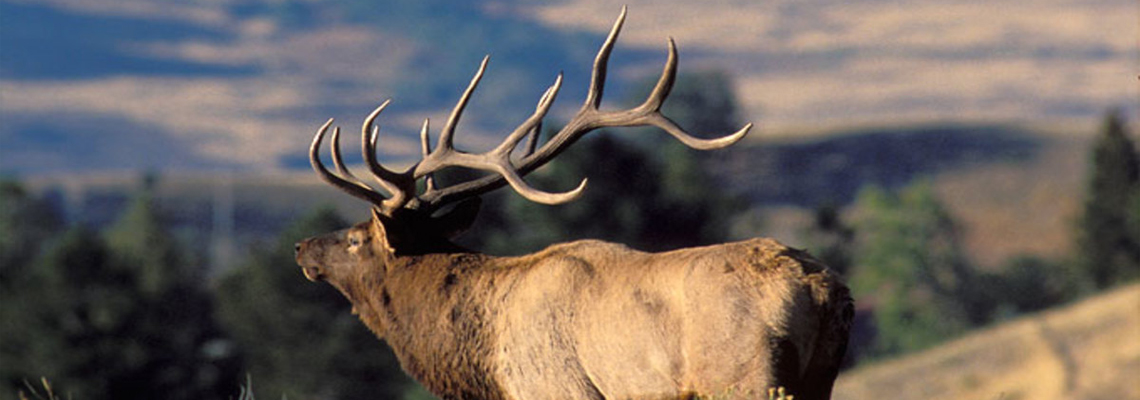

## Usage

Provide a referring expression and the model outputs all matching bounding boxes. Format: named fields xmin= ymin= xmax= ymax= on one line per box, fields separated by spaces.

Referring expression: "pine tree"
xmin=105 ymin=177 xmax=240 ymax=399
xmin=104 ymin=182 xmax=186 ymax=296
xmin=3 ymin=226 xmax=125 ymax=396
xmin=849 ymin=181 xmax=975 ymax=358
xmin=0 ymin=179 xmax=63 ymax=286
xmin=646 ymin=71 xmax=745 ymax=248
xmin=2 ymin=177 xmax=240 ymax=399
xmin=801 ymin=205 xmax=855 ymax=278
xmin=215 ymin=206 xmax=413 ymax=400
xmin=1077 ymin=109 xmax=1140 ymax=289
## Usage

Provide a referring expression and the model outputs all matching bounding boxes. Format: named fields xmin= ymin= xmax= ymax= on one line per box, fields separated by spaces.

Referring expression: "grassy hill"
xmin=715 ymin=122 xmax=1093 ymax=267
xmin=714 ymin=124 xmax=1044 ymax=208
xmin=833 ymin=283 xmax=1140 ymax=400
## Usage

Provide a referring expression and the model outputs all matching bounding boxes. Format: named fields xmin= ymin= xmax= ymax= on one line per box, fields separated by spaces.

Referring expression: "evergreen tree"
xmin=216 ymin=206 xmax=413 ymax=400
xmin=801 ymin=205 xmax=855 ymax=278
xmin=986 ymin=255 xmax=1088 ymax=318
xmin=105 ymin=177 xmax=240 ymax=399
xmin=474 ymin=134 xmax=677 ymax=253
xmin=644 ymin=71 xmax=745 ymax=248
xmin=2 ymin=178 xmax=239 ymax=399
xmin=0 ymin=179 xmax=63 ymax=286
xmin=104 ymin=180 xmax=187 ymax=296
xmin=3 ymin=226 xmax=126 ymax=396
xmin=1077 ymin=109 xmax=1140 ymax=288
xmin=849 ymin=181 xmax=976 ymax=358
xmin=1 ymin=180 xmax=66 ymax=394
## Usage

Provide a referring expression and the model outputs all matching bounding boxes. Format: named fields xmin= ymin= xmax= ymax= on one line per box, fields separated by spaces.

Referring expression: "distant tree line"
xmin=1 ymin=178 xmax=241 ymax=399
xmin=2 ymin=71 xmax=1137 ymax=398
xmin=820 ymin=109 xmax=1140 ymax=360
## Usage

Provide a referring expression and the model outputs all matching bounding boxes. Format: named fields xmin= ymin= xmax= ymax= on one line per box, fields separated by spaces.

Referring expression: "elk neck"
xmin=351 ymin=249 xmax=507 ymax=399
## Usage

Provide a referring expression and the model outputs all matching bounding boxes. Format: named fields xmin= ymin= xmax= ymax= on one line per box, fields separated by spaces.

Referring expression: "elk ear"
xmin=370 ymin=207 xmax=397 ymax=254
xmin=433 ymin=197 xmax=482 ymax=239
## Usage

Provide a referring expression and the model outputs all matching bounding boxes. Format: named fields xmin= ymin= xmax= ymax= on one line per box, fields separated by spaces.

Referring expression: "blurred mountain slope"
xmin=834 ymin=283 xmax=1140 ymax=400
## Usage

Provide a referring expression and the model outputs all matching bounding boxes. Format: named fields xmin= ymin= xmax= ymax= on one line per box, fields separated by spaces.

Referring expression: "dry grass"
xmin=930 ymin=134 xmax=1091 ymax=267
xmin=833 ymin=283 xmax=1140 ymax=400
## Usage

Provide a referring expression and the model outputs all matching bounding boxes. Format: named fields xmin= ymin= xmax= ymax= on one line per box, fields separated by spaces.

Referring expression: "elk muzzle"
xmin=294 ymin=238 xmax=326 ymax=282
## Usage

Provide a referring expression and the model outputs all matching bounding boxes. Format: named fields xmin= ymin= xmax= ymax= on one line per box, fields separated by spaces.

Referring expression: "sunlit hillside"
xmin=714 ymin=123 xmax=1092 ymax=267
xmin=21 ymin=121 xmax=1100 ymax=273
xmin=834 ymin=283 xmax=1140 ymax=400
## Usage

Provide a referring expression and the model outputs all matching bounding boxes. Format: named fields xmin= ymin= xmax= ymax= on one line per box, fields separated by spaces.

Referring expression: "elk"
xmin=294 ymin=7 xmax=852 ymax=400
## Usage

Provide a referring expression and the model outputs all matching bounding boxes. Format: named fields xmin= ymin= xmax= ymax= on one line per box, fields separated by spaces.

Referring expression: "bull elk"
xmin=294 ymin=7 xmax=852 ymax=400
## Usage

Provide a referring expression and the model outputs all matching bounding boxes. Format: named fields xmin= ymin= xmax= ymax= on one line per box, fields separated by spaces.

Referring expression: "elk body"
xmin=294 ymin=8 xmax=852 ymax=400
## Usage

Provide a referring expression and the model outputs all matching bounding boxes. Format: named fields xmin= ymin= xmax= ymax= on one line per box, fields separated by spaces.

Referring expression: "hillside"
xmin=20 ymin=121 xmax=1096 ymax=269
xmin=833 ymin=283 xmax=1140 ymax=400
xmin=714 ymin=124 xmax=1044 ymax=207
xmin=713 ymin=123 xmax=1093 ymax=266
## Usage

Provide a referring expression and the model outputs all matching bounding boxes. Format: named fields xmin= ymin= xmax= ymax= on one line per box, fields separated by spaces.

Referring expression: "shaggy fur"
xmin=296 ymin=210 xmax=853 ymax=400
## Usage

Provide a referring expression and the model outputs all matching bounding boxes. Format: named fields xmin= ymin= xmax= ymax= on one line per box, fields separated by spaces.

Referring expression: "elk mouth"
xmin=302 ymin=266 xmax=324 ymax=282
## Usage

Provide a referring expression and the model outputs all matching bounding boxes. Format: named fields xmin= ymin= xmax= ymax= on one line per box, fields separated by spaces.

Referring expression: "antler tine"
xmin=639 ymin=38 xmax=678 ymax=114
xmin=436 ymin=56 xmax=490 ymax=156
xmin=494 ymin=161 xmax=586 ymax=204
xmin=330 ymin=126 xmax=366 ymax=186
xmin=523 ymin=124 xmax=541 ymax=157
xmin=420 ymin=119 xmax=436 ymax=192
xmin=360 ymin=100 xmax=417 ymax=212
xmin=519 ymin=20 xmax=751 ymax=157
xmin=361 ymin=101 xmax=402 ymax=184
xmin=367 ymin=125 xmax=415 ymax=212
xmin=414 ymin=72 xmax=572 ymax=205
xmin=311 ymin=118 xmax=389 ymax=206
xmin=409 ymin=6 xmax=636 ymax=210
xmin=493 ymin=73 xmax=563 ymax=157
xmin=521 ymin=76 xmax=562 ymax=158
xmin=634 ymin=39 xmax=753 ymax=150
xmin=583 ymin=5 xmax=626 ymax=110
xmin=407 ymin=6 xmax=750 ymax=213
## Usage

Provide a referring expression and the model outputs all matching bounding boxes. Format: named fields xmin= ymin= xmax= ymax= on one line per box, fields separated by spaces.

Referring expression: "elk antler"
xmin=310 ymin=6 xmax=753 ymax=216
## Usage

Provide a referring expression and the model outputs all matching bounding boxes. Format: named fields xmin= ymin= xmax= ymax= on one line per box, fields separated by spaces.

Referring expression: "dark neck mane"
xmin=354 ymin=251 xmax=506 ymax=399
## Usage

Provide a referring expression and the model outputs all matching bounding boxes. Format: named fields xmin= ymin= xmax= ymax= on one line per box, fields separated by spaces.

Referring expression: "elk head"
xmin=295 ymin=6 xmax=751 ymax=286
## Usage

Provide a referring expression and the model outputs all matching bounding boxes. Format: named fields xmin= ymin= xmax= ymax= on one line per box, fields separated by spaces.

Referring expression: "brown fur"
xmin=295 ymin=210 xmax=853 ymax=400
